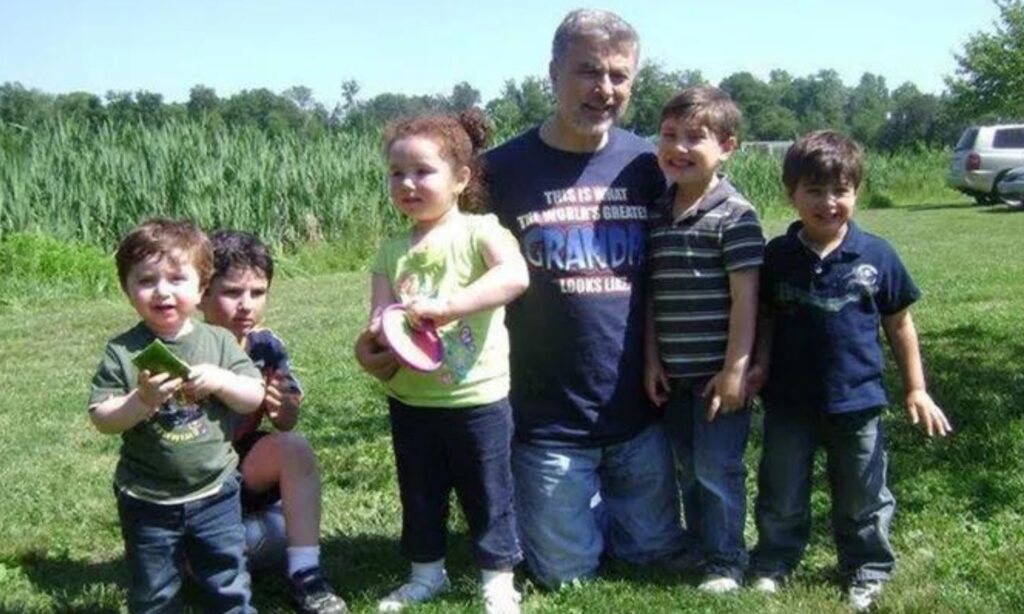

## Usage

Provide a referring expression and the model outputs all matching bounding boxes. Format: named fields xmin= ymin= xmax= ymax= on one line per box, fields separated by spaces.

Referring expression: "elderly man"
xmin=482 ymin=9 xmax=687 ymax=588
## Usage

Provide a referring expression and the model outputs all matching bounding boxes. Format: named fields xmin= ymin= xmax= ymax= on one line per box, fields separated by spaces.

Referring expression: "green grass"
xmin=1 ymin=200 xmax=1022 ymax=612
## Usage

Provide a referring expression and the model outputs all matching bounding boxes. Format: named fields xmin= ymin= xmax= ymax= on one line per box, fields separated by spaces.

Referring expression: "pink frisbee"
xmin=380 ymin=304 xmax=444 ymax=372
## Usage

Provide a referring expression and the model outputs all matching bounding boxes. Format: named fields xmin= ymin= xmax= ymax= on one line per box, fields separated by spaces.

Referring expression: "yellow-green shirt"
xmin=372 ymin=213 xmax=512 ymax=407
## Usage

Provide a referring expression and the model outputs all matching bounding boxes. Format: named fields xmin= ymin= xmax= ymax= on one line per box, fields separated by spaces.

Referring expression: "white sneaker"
xmin=698 ymin=575 xmax=740 ymax=593
xmin=751 ymin=576 xmax=779 ymax=594
xmin=483 ymin=584 xmax=522 ymax=614
xmin=848 ymin=580 xmax=883 ymax=611
xmin=377 ymin=574 xmax=450 ymax=612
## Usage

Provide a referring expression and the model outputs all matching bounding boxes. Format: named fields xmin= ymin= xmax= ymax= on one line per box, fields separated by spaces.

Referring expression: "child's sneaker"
xmin=377 ymin=572 xmax=450 ymax=612
xmin=483 ymin=583 xmax=522 ymax=614
xmin=750 ymin=576 xmax=779 ymax=594
xmin=698 ymin=574 xmax=740 ymax=593
xmin=847 ymin=580 xmax=883 ymax=611
xmin=289 ymin=566 xmax=349 ymax=614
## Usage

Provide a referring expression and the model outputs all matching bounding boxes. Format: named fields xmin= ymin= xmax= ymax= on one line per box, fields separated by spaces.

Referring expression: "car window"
xmin=955 ymin=128 xmax=978 ymax=151
xmin=993 ymin=128 xmax=1024 ymax=148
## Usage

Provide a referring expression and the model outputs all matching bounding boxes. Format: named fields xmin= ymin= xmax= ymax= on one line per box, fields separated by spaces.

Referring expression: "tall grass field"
xmin=1 ymin=119 xmax=957 ymax=254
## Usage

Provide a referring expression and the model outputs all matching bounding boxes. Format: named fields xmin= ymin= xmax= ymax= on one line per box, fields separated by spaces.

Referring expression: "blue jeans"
xmin=116 ymin=474 xmax=254 ymax=613
xmin=663 ymin=378 xmax=751 ymax=581
xmin=389 ymin=397 xmax=522 ymax=570
xmin=512 ymin=423 xmax=685 ymax=588
xmin=750 ymin=407 xmax=895 ymax=584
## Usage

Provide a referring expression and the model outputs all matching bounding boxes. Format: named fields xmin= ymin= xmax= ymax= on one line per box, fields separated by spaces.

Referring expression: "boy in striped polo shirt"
xmin=644 ymin=86 xmax=765 ymax=593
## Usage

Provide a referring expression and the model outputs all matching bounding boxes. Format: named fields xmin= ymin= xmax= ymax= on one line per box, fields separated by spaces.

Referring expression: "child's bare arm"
xmin=746 ymin=314 xmax=773 ymax=401
xmin=406 ymin=229 xmax=529 ymax=325
xmin=354 ymin=273 xmax=401 ymax=381
xmin=704 ymin=268 xmax=759 ymax=419
xmin=89 ymin=370 xmax=182 ymax=434
xmin=881 ymin=308 xmax=952 ymax=437
xmin=644 ymin=292 xmax=670 ymax=406
xmin=183 ymin=365 xmax=265 ymax=414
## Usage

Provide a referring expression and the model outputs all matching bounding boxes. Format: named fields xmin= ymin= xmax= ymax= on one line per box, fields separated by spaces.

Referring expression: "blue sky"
xmin=0 ymin=0 xmax=1000 ymax=108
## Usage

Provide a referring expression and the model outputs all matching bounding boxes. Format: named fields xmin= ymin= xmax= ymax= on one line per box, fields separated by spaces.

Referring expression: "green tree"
xmin=486 ymin=77 xmax=553 ymax=138
xmin=0 ymin=82 xmax=53 ymax=126
xmin=946 ymin=0 xmax=1024 ymax=121
xmin=846 ymin=73 xmax=890 ymax=147
xmin=624 ymin=62 xmax=703 ymax=136
xmin=789 ymin=70 xmax=848 ymax=134
xmin=187 ymin=85 xmax=220 ymax=118
xmin=53 ymin=92 xmax=105 ymax=125
xmin=878 ymin=83 xmax=941 ymax=150
xmin=446 ymin=81 xmax=481 ymax=112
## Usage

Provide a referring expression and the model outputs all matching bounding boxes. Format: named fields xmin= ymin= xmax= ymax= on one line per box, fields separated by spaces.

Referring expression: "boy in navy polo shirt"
xmin=747 ymin=131 xmax=951 ymax=611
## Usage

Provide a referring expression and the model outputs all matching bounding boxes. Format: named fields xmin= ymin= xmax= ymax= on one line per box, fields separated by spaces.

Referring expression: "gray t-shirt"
xmin=89 ymin=321 xmax=260 ymax=501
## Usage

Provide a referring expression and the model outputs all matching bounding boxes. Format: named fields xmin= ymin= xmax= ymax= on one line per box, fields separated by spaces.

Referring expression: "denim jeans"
xmin=244 ymin=501 xmax=287 ymax=570
xmin=116 ymin=473 xmax=254 ymax=613
xmin=389 ymin=397 xmax=522 ymax=570
xmin=750 ymin=407 xmax=895 ymax=584
xmin=663 ymin=378 xmax=752 ymax=581
xmin=512 ymin=423 xmax=685 ymax=588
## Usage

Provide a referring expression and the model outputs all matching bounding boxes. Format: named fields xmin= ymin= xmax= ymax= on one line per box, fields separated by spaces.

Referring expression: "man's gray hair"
xmin=551 ymin=9 xmax=639 ymax=63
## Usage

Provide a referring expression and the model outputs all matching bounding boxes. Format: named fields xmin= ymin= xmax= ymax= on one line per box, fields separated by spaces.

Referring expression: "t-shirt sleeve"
xmin=876 ymin=244 xmax=921 ymax=315
xmin=471 ymin=213 xmax=519 ymax=258
xmin=88 ymin=343 xmax=130 ymax=408
xmin=257 ymin=330 xmax=303 ymax=395
xmin=721 ymin=205 xmax=766 ymax=272
xmin=220 ymin=330 xmax=261 ymax=379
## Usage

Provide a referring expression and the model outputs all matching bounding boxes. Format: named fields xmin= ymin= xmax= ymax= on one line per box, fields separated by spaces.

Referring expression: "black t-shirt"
xmin=485 ymin=127 xmax=666 ymax=446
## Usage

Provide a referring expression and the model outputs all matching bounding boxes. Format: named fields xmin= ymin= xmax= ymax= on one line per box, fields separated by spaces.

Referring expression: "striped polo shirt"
xmin=648 ymin=176 xmax=765 ymax=379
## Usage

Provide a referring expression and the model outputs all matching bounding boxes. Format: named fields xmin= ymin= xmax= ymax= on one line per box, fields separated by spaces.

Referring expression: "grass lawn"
xmin=1 ymin=201 xmax=1023 ymax=613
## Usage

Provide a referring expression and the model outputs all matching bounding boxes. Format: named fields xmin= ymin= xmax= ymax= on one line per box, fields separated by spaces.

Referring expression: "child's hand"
xmin=136 ymin=369 xmax=183 ymax=410
xmin=354 ymin=322 xmax=399 ymax=382
xmin=644 ymin=358 xmax=671 ymax=407
xmin=182 ymin=364 xmax=228 ymax=400
xmin=702 ymin=367 xmax=745 ymax=421
xmin=264 ymin=372 xmax=302 ymax=428
xmin=405 ymin=296 xmax=453 ymax=327
xmin=744 ymin=362 xmax=768 ymax=404
xmin=906 ymin=389 xmax=952 ymax=437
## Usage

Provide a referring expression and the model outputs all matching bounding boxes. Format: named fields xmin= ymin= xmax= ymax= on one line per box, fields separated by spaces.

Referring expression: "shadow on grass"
xmin=888 ymin=324 xmax=1024 ymax=519
xmin=315 ymin=529 xmax=488 ymax=610
xmin=903 ymin=202 xmax=974 ymax=212
xmin=15 ymin=549 xmax=125 ymax=613
xmin=13 ymin=531 xmax=482 ymax=612
xmin=979 ymin=204 xmax=1024 ymax=214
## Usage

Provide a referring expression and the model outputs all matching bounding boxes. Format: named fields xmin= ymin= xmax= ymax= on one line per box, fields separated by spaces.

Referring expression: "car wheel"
xmin=994 ymin=171 xmax=1023 ymax=206
xmin=973 ymin=193 xmax=997 ymax=205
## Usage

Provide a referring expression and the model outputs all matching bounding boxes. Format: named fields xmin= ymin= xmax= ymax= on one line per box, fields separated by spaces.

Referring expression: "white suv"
xmin=947 ymin=124 xmax=1024 ymax=204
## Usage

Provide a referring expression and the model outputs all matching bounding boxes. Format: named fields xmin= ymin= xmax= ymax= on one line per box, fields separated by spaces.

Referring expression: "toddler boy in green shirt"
xmin=88 ymin=217 xmax=264 ymax=612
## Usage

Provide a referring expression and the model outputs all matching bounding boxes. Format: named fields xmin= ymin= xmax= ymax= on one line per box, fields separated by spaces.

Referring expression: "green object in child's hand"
xmin=132 ymin=339 xmax=191 ymax=379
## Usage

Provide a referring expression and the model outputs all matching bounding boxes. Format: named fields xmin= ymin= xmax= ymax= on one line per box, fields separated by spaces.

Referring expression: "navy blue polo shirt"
xmin=761 ymin=221 xmax=920 ymax=414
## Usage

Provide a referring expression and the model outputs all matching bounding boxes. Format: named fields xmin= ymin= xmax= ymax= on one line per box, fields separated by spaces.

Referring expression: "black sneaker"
xmin=289 ymin=566 xmax=349 ymax=614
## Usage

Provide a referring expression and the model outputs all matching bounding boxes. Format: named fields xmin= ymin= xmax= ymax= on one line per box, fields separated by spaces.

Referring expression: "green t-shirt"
xmin=88 ymin=321 xmax=261 ymax=501
xmin=372 ymin=213 xmax=512 ymax=407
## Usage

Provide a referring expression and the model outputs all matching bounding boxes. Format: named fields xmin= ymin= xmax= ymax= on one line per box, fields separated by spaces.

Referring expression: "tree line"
xmin=2 ymin=0 xmax=1020 ymax=150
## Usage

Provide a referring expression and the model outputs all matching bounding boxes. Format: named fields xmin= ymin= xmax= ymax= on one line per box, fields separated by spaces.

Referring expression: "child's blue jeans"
xmin=388 ymin=397 xmax=523 ymax=571
xmin=663 ymin=377 xmax=752 ymax=582
xmin=750 ymin=406 xmax=895 ymax=584
xmin=116 ymin=473 xmax=254 ymax=613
